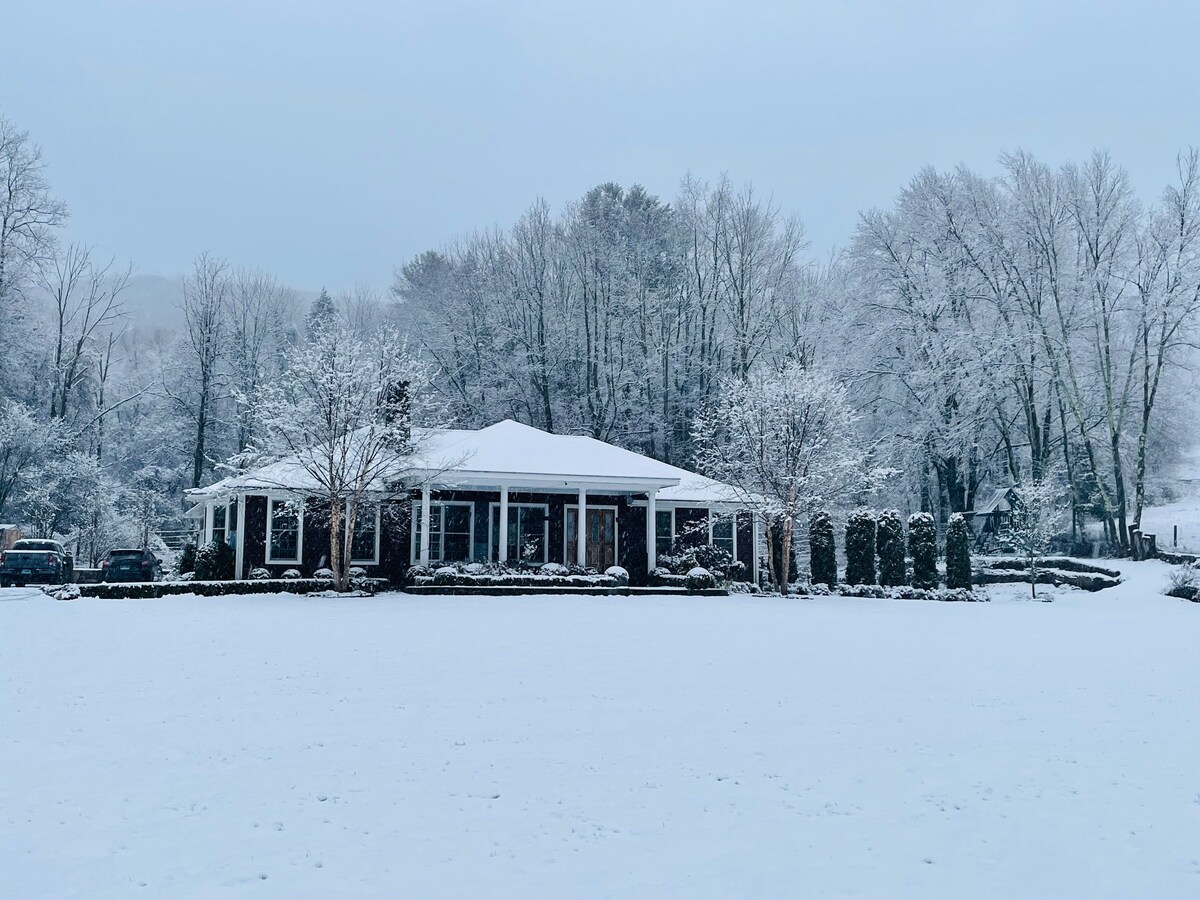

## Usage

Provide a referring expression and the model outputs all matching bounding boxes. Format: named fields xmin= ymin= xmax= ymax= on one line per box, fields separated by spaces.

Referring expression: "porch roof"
xmin=186 ymin=419 xmax=745 ymax=505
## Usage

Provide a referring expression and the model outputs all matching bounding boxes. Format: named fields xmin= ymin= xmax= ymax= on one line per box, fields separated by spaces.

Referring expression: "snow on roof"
xmin=187 ymin=419 xmax=744 ymax=504
xmin=972 ymin=487 xmax=1017 ymax=516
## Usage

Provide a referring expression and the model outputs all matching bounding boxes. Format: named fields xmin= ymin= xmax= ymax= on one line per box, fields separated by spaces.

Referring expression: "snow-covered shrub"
xmin=845 ymin=510 xmax=877 ymax=585
xmin=432 ymin=565 xmax=458 ymax=585
xmin=42 ymin=584 xmax=81 ymax=601
xmin=605 ymin=565 xmax=629 ymax=585
xmin=539 ymin=562 xmax=568 ymax=576
xmin=657 ymin=543 xmax=742 ymax=582
xmin=313 ymin=567 xmax=335 ymax=581
xmin=876 ymin=510 xmax=906 ymax=586
xmin=282 ymin=568 xmax=302 ymax=580
xmin=194 ymin=540 xmax=235 ymax=581
xmin=249 ymin=567 xmax=271 ymax=580
xmin=463 ymin=562 xmax=487 ymax=575
xmin=176 ymin=571 xmax=195 ymax=582
xmin=348 ymin=566 xmax=367 ymax=578
xmin=808 ymin=511 xmax=837 ymax=586
xmin=685 ymin=566 xmax=716 ymax=591
xmin=908 ymin=513 xmax=938 ymax=589
xmin=944 ymin=513 xmax=972 ymax=590
xmin=1167 ymin=562 xmax=1200 ymax=601
xmin=177 ymin=542 xmax=197 ymax=575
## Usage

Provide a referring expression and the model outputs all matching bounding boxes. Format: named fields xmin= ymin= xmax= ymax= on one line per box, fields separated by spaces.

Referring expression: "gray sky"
xmin=4 ymin=0 xmax=1198 ymax=294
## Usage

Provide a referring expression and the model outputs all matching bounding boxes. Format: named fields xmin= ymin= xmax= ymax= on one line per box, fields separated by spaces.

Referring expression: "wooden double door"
xmin=565 ymin=507 xmax=617 ymax=570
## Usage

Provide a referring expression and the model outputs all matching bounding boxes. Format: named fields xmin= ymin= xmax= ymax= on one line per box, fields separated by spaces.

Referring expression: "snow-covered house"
xmin=185 ymin=420 xmax=758 ymax=585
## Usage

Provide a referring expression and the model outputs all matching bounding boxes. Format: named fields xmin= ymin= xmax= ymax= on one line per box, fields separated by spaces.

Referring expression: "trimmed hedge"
xmin=945 ymin=513 xmax=972 ymax=590
xmin=80 ymin=577 xmax=389 ymax=599
xmin=876 ymin=509 xmax=906 ymax=587
xmin=845 ymin=510 xmax=877 ymax=585
xmin=809 ymin=510 xmax=837 ymax=586
xmin=908 ymin=512 xmax=938 ymax=590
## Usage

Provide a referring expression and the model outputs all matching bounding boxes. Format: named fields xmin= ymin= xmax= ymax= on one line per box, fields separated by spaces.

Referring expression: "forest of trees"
xmin=2 ymin=106 xmax=1198 ymax=564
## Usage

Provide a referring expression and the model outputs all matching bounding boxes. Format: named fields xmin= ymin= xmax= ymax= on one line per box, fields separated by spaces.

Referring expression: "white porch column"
xmin=752 ymin=510 xmax=761 ymax=587
xmin=576 ymin=487 xmax=587 ymax=566
xmin=498 ymin=485 xmax=510 ymax=563
xmin=234 ymin=493 xmax=246 ymax=581
xmin=646 ymin=489 xmax=658 ymax=573
xmin=204 ymin=503 xmax=213 ymax=545
xmin=419 ymin=485 xmax=432 ymax=567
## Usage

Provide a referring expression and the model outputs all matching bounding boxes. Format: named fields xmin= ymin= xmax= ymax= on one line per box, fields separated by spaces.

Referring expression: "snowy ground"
xmin=2 ymin=565 xmax=1198 ymax=898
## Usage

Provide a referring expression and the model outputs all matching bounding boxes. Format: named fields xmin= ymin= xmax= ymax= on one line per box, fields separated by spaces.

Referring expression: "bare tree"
xmin=227 ymin=267 xmax=293 ymax=452
xmin=38 ymin=243 xmax=131 ymax=421
xmin=0 ymin=115 xmax=67 ymax=306
xmin=178 ymin=253 xmax=229 ymax=488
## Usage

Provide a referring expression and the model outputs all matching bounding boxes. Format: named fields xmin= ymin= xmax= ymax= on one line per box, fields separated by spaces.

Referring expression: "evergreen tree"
xmin=845 ymin=510 xmax=877 ymax=585
xmin=945 ymin=513 xmax=972 ymax=590
xmin=809 ymin=510 xmax=837 ymax=586
xmin=908 ymin=512 xmax=938 ymax=589
xmin=876 ymin=509 xmax=906 ymax=586
xmin=305 ymin=288 xmax=337 ymax=339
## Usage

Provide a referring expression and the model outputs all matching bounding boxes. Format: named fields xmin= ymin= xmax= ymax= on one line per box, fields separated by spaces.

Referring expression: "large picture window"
xmin=655 ymin=509 xmax=674 ymax=557
xmin=267 ymin=498 xmax=302 ymax=564
xmin=412 ymin=501 xmax=473 ymax=563
xmin=488 ymin=503 xmax=548 ymax=564
xmin=712 ymin=513 xmax=735 ymax=558
xmin=349 ymin=504 xmax=380 ymax=565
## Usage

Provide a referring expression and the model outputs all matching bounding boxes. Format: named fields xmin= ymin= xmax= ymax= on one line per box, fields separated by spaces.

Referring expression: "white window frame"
xmin=710 ymin=508 xmax=736 ymax=559
xmin=654 ymin=507 xmax=676 ymax=557
xmin=347 ymin=502 xmax=381 ymax=566
xmin=487 ymin=502 xmax=550 ymax=564
xmin=564 ymin=504 xmax=620 ymax=565
xmin=209 ymin=501 xmax=228 ymax=547
xmin=266 ymin=497 xmax=304 ymax=565
xmin=410 ymin=500 xmax=475 ymax=564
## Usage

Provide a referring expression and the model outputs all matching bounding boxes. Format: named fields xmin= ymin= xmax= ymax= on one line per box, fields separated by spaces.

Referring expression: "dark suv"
xmin=101 ymin=548 xmax=162 ymax=582
xmin=10 ymin=539 xmax=74 ymax=582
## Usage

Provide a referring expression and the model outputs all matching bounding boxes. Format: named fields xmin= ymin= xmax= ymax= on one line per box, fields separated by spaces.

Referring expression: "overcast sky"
xmin=4 ymin=0 xmax=1199 ymax=294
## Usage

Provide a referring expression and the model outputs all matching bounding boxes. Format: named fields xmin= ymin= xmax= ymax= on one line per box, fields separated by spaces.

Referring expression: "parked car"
xmin=101 ymin=548 xmax=163 ymax=583
xmin=11 ymin=539 xmax=74 ymax=582
xmin=0 ymin=549 xmax=65 ymax=587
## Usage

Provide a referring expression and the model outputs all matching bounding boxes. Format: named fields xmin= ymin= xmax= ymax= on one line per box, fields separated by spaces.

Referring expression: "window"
xmin=412 ymin=501 xmax=473 ymax=563
xmin=267 ymin=498 xmax=302 ymax=564
xmin=712 ymin=513 xmax=735 ymax=558
xmin=211 ymin=503 xmax=227 ymax=546
xmin=489 ymin=503 xmax=548 ymax=564
xmin=349 ymin=504 xmax=380 ymax=565
xmin=655 ymin=509 xmax=674 ymax=557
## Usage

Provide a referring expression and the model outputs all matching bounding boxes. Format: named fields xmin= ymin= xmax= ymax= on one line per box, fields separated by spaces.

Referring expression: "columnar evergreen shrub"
xmin=876 ymin=509 xmax=906 ymax=586
xmin=809 ymin=511 xmax=837 ymax=586
xmin=908 ymin=512 xmax=938 ymax=589
xmin=177 ymin=542 xmax=196 ymax=575
xmin=945 ymin=513 xmax=972 ymax=590
xmin=194 ymin=540 xmax=235 ymax=581
xmin=845 ymin=510 xmax=877 ymax=585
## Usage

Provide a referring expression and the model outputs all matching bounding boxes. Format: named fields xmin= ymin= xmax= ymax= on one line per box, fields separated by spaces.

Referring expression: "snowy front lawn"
xmin=2 ymin=564 xmax=1197 ymax=898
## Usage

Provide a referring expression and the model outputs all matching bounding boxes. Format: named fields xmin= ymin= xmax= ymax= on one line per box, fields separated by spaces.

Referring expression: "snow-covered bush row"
xmin=412 ymin=560 xmax=618 ymax=589
xmin=795 ymin=583 xmax=982 ymax=602
xmin=40 ymin=584 xmax=81 ymax=602
xmin=78 ymin=578 xmax=389 ymax=599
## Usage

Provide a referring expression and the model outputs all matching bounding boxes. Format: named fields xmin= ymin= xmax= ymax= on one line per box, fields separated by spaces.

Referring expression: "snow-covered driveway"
xmin=2 ymin=566 xmax=1197 ymax=898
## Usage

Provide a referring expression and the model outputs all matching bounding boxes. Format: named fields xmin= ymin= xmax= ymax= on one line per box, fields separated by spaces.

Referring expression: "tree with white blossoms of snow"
xmin=1001 ymin=473 xmax=1069 ymax=600
xmin=693 ymin=363 xmax=883 ymax=594
xmin=239 ymin=321 xmax=434 ymax=592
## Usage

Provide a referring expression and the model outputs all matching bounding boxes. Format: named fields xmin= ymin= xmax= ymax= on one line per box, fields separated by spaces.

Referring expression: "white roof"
xmin=188 ymin=419 xmax=742 ymax=505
